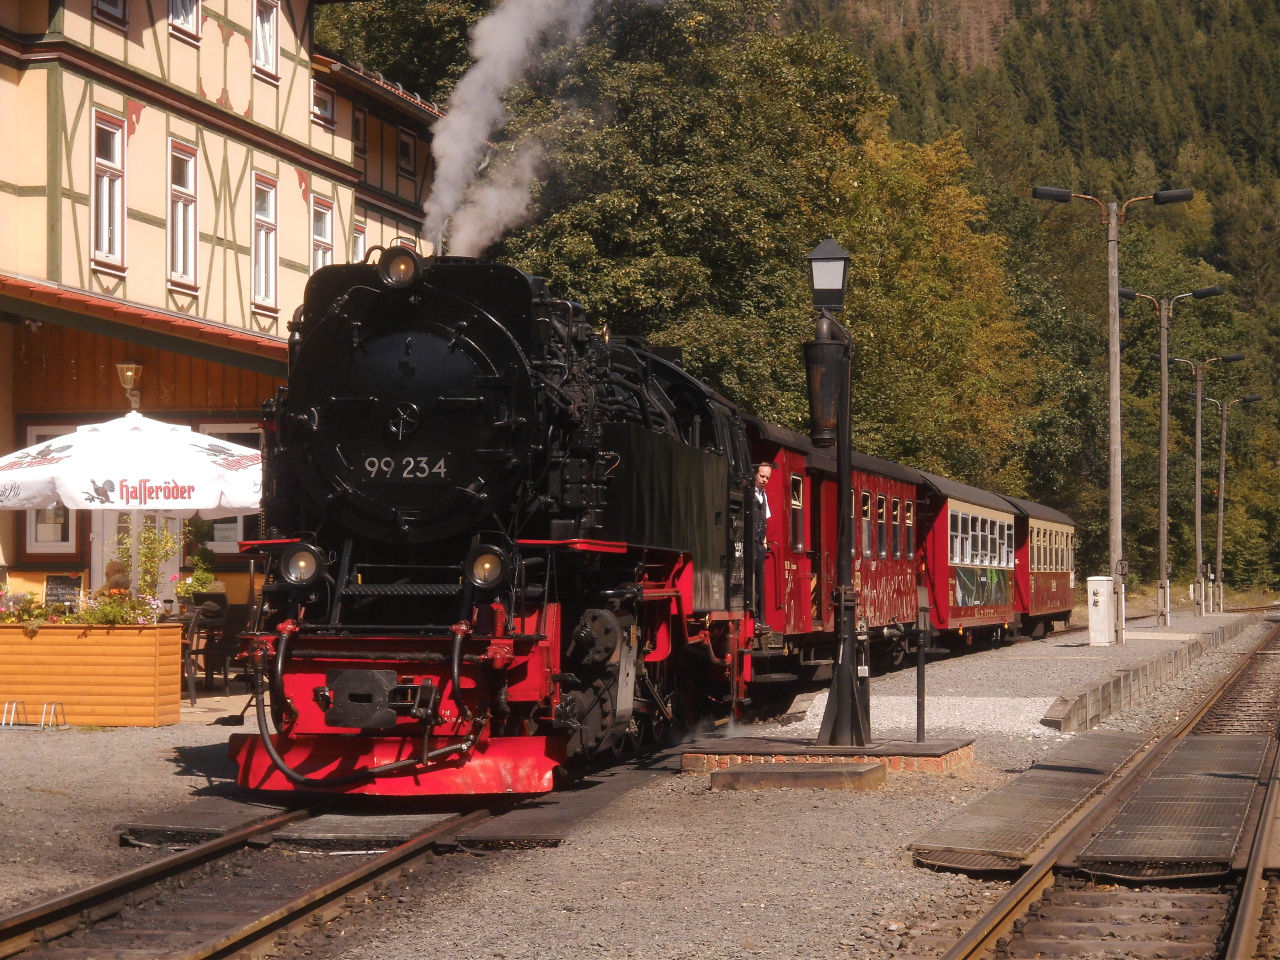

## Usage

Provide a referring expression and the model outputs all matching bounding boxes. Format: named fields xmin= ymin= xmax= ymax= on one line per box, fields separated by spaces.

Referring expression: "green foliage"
xmin=113 ymin=518 xmax=179 ymax=599
xmin=314 ymin=0 xmax=492 ymax=104
xmin=76 ymin=594 xmax=164 ymax=627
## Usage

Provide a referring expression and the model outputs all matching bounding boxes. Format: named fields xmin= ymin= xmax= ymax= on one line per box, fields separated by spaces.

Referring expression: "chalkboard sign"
xmin=44 ymin=574 xmax=82 ymax=613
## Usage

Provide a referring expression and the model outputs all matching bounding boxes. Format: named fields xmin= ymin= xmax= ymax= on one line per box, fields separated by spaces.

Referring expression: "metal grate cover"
xmin=910 ymin=731 xmax=1146 ymax=863
xmin=1080 ymin=735 xmax=1269 ymax=868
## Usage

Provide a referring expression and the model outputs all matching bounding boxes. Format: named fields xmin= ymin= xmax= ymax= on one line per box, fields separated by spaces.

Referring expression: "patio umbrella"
xmin=0 ymin=412 xmax=261 ymax=595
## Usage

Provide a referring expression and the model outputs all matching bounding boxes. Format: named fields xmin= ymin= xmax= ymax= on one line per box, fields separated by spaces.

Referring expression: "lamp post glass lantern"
xmin=115 ymin=362 xmax=142 ymax=411
xmin=807 ymin=236 xmax=851 ymax=313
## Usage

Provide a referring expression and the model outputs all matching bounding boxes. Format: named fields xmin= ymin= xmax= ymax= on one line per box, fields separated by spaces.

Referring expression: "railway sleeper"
xmin=1023 ymin=905 xmax=1229 ymax=923
xmin=1002 ymin=938 xmax=1223 ymax=959
xmin=1016 ymin=919 xmax=1225 ymax=940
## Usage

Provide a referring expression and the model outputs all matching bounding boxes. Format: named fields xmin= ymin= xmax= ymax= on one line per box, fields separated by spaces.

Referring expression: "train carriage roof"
xmin=744 ymin=416 xmax=922 ymax=485
xmin=919 ymin=471 xmax=1017 ymax=514
xmin=998 ymin=494 xmax=1076 ymax=528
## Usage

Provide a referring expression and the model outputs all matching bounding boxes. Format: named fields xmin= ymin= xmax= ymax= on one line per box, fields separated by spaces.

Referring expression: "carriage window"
xmin=980 ymin=517 xmax=989 ymax=565
xmin=876 ymin=495 xmax=887 ymax=558
xmin=1007 ymin=525 xmax=1015 ymax=567
xmin=891 ymin=498 xmax=901 ymax=558
xmin=905 ymin=501 xmax=915 ymax=557
xmin=1057 ymin=531 xmax=1063 ymax=571
xmin=1036 ymin=529 xmax=1043 ymax=571
xmin=949 ymin=510 xmax=959 ymax=563
xmin=960 ymin=513 xmax=970 ymax=564
xmin=789 ymin=475 xmax=804 ymax=553
xmin=996 ymin=521 xmax=1005 ymax=567
xmin=970 ymin=515 xmax=980 ymax=566
xmin=861 ymin=492 xmax=872 ymax=559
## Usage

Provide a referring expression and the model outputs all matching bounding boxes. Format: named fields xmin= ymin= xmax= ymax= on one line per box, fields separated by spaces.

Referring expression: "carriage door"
xmin=787 ymin=473 xmax=810 ymax=633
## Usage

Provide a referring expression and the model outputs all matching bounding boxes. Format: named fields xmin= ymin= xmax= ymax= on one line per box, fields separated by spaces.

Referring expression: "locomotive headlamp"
xmin=464 ymin=545 xmax=510 ymax=590
xmin=378 ymin=247 xmax=422 ymax=289
xmin=280 ymin=542 xmax=325 ymax=586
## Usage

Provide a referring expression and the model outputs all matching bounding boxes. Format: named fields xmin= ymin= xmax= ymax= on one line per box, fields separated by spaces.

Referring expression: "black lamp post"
xmin=803 ymin=237 xmax=867 ymax=747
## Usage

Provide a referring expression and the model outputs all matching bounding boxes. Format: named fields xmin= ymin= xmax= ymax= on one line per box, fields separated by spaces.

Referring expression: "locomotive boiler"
xmin=229 ymin=247 xmax=758 ymax=794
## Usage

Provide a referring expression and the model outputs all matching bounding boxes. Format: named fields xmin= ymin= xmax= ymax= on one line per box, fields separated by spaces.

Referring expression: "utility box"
xmin=1088 ymin=576 xmax=1116 ymax=646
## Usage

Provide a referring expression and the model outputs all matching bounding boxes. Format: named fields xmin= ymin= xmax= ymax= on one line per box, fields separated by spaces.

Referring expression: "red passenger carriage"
xmin=1002 ymin=495 xmax=1075 ymax=637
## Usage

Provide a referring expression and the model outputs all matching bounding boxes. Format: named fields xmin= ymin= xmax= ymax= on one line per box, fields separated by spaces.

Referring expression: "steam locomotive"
xmin=228 ymin=246 xmax=1074 ymax=796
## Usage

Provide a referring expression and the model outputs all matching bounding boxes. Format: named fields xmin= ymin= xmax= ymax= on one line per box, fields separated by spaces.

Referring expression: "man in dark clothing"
xmin=752 ymin=462 xmax=774 ymax=621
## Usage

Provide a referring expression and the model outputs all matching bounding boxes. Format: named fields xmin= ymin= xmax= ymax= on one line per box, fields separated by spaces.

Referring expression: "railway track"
xmin=941 ymin=622 xmax=1280 ymax=960
xmin=0 ymin=802 xmax=491 ymax=960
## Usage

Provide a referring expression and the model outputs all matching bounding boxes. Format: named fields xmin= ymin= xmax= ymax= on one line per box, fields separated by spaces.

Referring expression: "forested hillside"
xmin=317 ymin=0 xmax=1280 ymax=589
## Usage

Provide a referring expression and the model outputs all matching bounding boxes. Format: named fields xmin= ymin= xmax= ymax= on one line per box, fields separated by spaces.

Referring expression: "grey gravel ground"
xmin=0 ymin=614 xmax=1266 ymax=960
xmin=0 ymin=702 xmax=259 ymax=913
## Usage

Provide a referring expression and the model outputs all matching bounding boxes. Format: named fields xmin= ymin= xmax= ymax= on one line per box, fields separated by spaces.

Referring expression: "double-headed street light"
xmin=1032 ymin=186 xmax=1193 ymax=643
xmin=1200 ymin=392 xmax=1262 ymax=612
xmin=1173 ymin=352 xmax=1246 ymax=614
xmin=1118 ymin=285 xmax=1225 ymax=624
xmin=803 ymin=236 xmax=867 ymax=747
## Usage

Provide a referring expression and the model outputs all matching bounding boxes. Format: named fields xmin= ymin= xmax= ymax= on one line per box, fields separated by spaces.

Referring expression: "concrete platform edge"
xmin=1041 ymin=614 xmax=1261 ymax=733
xmin=681 ymin=742 xmax=973 ymax=774
xmin=710 ymin=762 xmax=887 ymax=791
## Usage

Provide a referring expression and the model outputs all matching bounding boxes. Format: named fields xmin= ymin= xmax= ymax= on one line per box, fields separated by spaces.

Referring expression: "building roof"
xmin=312 ymin=53 xmax=445 ymax=128
xmin=0 ymin=273 xmax=287 ymax=376
xmin=998 ymin=493 xmax=1076 ymax=527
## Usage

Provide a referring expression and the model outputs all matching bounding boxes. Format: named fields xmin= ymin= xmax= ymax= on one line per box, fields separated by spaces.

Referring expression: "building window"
xmin=397 ymin=129 xmax=415 ymax=177
xmin=312 ymin=82 xmax=335 ymax=126
xmin=92 ymin=113 xmax=125 ymax=268
xmin=169 ymin=142 xmax=197 ymax=286
xmin=252 ymin=176 xmax=277 ymax=308
xmin=352 ymin=109 xmax=366 ymax=153
xmin=253 ymin=0 xmax=277 ymax=76
xmin=198 ymin=425 xmax=263 ymax=554
xmin=352 ymin=223 xmax=366 ymax=263
xmin=23 ymin=427 xmax=78 ymax=556
xmin=93 ymin=0 xmax=127 ymax=26
xmin=169 ymin=0 xmax=199 ymax=35
xmin=311 ymin=198 xmax=333 ymax=272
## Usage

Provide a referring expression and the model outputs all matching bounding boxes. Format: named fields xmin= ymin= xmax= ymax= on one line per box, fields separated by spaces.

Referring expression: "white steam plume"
xmin=447 ymin=145 xmax=542 ymax=256
xmin=424 ymin=0 xmax=593 ymax=248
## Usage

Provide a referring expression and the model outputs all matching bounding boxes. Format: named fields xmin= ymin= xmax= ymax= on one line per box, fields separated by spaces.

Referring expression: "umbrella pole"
xmin=130 ymin=509 xmax=141 ymax=597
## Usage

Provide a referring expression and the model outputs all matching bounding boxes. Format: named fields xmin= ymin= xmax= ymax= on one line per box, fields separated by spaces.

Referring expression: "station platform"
xmin=908 ymin=731 xmax=1147 ymax=871
xmin=680 ymin=736 xmax=974 ymax=774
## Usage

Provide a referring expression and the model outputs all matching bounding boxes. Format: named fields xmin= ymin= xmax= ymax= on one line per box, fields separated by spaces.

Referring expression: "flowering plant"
xmin=76 ymin=592 xmax=163 ymax=627
xmin=0 ymin=582 xmax=73 ymax=635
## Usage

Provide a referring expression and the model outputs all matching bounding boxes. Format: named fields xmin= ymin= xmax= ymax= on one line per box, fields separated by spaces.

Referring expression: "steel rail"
xmin=1224 ymin=736 xmax=1280 ymax=960
xmin=940 ymin=621 xmax=1280 ymax=960
xmin=0 ymin=805 xmax=320 ymax=959
xmin=172 ymin=808 xmax=490 ymax=960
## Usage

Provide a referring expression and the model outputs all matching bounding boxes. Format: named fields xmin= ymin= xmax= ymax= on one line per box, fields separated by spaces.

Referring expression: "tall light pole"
xmin=803 ymin=236 xmax=867 ymax=747
xmin=1118 ymin=285 xmax=1225 ymax=625
xmin=1033 ymin=185 xmax=1192 ymax=643
xmin=1201 ymin=392 xmax=1262 ymax=612
xmin=1173 ymin=352 xmax=1245 ymax=614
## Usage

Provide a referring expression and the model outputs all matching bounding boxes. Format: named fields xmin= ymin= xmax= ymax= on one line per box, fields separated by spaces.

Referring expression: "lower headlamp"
xmin=464 ymin=545 xmax=510 ymax=589
xmin=280 ymin=543 xmax=325 ymax=586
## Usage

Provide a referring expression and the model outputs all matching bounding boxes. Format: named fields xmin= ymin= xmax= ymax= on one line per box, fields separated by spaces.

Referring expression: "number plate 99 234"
xmin=363 ymin=456 xmax=448 ymax=480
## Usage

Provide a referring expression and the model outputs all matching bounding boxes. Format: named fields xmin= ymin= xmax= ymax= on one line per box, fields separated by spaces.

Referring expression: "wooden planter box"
xmin=0 ymin=623 xmax=183 ymax=727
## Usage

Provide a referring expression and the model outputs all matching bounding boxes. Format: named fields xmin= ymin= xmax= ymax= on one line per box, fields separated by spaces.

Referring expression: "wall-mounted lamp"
xmin=115 ymin=362 xmax=142 ymax=410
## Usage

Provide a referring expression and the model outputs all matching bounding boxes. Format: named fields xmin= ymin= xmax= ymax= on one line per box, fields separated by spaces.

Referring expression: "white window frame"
xmin=311 ymin=197 xmax=334 ymax=272
xmin=252 ymin=0 xmax=278 ymax=77
xmin=169 ymin=0 xmax=200 ymax=37
xmin=22 ymin=425 xmax=79 ymax=556
xmin=352 ymin=222 xmax=366 ymax=263
xmin=92 ymin=111 xmax=126 ymax=271
xmin=397 ymin=128 xmax=415 ymax=177
xmin=312 ymin=81 xmax=336 ymax=127
xmin=352 ymin=108 xmax=367 ymax=154
xmin=198 ymin=424 xmax=262 ymax=555
xmin=168 ymin=140 xmax=198 ymax=288
xmin=93 ymin=0 xmax=127 ymax=26
xmin=252 ymin=174 xmax=277 ymax=309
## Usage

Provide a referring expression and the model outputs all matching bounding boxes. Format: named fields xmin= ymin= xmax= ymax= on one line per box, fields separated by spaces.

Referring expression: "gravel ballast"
xmin=0 ymin=614 xmax=1268 ymax=959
